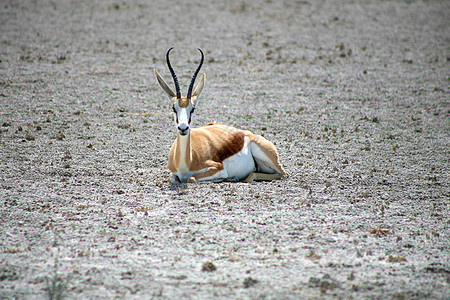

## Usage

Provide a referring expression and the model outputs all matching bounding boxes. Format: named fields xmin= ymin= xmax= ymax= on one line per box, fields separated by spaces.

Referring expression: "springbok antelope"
xmin=154 ymin=48 xmax=286 ymax=183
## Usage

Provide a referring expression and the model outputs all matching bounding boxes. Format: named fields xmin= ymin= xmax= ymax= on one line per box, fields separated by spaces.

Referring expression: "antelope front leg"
xmin=169 ymin=174 xmax=181 ymax=184
xmin=193 ymin=161 xmax=229 ymax=182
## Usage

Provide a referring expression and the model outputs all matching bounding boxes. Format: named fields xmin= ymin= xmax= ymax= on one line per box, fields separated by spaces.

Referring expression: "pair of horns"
xmin=166 ymin=47 xmax=204 ymax=100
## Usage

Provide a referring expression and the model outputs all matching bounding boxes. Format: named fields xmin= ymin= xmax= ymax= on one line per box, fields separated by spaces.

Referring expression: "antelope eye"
xmin=190 ymin=107 xmax=195 ymax=114
xmin=172 ymin=106 xmax=177 ymax=113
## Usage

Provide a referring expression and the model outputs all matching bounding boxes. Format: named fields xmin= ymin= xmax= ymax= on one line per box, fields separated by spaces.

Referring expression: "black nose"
xmin=178 ymin=125 xmax=189 ymax=134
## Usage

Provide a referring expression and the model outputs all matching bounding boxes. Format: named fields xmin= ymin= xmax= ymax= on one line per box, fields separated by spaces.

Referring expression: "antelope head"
xmin=154 ymin=48 xmax=206 ymax=136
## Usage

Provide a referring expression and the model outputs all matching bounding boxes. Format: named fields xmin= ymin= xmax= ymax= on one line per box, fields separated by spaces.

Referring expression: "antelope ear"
xmin=154 ymin=69 xmax=176 ymax=98
xmin=191 ymin=73 xmax=206 ymax=98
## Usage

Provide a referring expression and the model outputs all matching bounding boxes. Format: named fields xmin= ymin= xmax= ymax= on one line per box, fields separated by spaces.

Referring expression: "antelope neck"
xmin=176 ymin=130 xmax=191 ymax=169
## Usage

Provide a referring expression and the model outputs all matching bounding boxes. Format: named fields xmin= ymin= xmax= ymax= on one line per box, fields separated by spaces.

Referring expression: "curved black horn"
xmin=166 ymin=47 xmax=181 ymax=99
xmin=187 ymin=48 xmax=204 ymax=100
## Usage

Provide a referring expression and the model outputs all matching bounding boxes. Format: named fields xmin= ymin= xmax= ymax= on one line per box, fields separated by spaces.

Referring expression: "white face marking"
xmin=173 ymin=102 xmax=195 ymax=136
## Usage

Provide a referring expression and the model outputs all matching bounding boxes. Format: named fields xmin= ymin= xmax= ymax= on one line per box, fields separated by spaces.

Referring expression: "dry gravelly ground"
xmin=0 ymin=0 xmax=449 ymax=299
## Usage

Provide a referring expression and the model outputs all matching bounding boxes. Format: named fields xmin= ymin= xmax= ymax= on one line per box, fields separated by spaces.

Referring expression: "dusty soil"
xmin=0 ymin=0 xmax=449 ymax=298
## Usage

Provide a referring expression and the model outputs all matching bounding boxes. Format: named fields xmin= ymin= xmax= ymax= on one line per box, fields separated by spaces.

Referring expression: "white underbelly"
xmin=223 ymin=136 xmax=256 ymax=180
